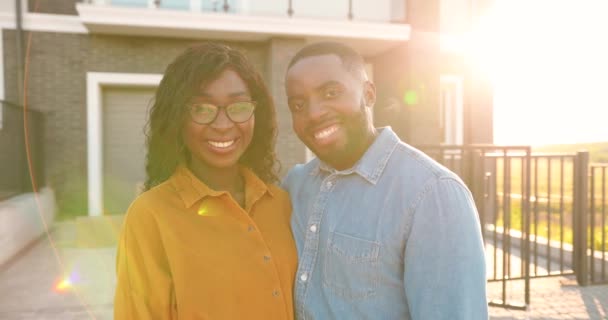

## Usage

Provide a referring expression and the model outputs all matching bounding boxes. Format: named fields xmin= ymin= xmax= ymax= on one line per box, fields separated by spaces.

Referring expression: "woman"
xmin=114 ymin=43 xmax=297 ymax=319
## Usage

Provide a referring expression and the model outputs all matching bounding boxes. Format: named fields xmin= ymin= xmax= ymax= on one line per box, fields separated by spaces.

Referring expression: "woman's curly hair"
xmin=144 ymin=42 xmax=279 ymax=191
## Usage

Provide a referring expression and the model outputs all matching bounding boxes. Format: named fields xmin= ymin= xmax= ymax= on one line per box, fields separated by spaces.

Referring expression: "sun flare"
xmin=449 ymin=0 xmax=608 ymax=145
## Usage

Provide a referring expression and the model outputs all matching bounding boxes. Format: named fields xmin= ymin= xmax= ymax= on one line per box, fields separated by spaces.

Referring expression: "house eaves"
xmin=75 ymin=3 xmax=411 ymax=56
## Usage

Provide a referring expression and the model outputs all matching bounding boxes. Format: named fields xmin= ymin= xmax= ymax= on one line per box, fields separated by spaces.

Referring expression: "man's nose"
xmin=306 ymin=98 xmax=329 ymax=121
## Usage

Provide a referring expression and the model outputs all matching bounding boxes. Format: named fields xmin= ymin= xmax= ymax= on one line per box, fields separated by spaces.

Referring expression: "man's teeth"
xmin=314 ymin=125 xmax=338 ymax=139
xmin=208 ymin=140 xmax=235 ymax=148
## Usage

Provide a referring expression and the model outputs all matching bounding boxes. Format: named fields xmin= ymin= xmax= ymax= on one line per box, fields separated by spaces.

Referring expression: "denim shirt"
xmin=282 ymin=127 xmax=488 ymax=320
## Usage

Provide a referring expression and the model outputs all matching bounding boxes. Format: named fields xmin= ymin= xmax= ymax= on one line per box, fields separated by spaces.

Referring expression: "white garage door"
xmin=103 ymin=87 xmax=155 ymax=215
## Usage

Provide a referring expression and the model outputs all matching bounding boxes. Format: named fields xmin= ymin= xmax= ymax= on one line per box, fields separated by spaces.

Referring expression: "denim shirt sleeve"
xmin=403 ymin=176 xmax=488 ymax=320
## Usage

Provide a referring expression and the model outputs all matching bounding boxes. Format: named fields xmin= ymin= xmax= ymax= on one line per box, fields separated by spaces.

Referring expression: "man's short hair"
xmin=287 ymin=42 xmax=367 ymax=80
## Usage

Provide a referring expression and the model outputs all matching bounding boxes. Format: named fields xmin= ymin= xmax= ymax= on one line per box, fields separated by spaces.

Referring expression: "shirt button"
xmin=247 ymin=225 xmax=255 ymax=232
xmin=272 ymin=290 xmax=280 ymax=297
xmin=309 ymin=224 xmax=318 ymax=233
xmin=300 ymin=273 xmax=308 ymax=282
xmin=263 ymin=255 xmax=271 ymax=261
xmin=326 ymin=181 xmax=333 ymax=188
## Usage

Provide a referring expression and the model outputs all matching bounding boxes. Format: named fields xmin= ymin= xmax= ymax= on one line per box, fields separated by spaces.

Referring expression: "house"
xmin=0 ymin=0 xmax=493 ymax=218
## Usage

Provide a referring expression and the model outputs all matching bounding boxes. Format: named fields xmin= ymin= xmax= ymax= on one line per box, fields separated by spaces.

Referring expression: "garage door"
xmin=103 ymin=87 xmax=155 ymax=215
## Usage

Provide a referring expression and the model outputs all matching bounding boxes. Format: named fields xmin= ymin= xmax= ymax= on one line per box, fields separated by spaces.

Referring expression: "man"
xmin=282 ymin=42 xmax=488 ymax=319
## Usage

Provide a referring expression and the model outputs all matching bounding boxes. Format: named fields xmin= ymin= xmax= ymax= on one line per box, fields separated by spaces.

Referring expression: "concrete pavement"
xmin=1 ymin=219 xmax=607 ymax=319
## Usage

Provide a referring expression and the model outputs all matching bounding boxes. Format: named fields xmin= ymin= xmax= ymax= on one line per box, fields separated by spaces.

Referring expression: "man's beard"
xmin=315 ymin=102 xmax=372 ymax=169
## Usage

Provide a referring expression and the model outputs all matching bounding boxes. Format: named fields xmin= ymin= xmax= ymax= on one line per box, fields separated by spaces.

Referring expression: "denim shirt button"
xmin=309 ymin=224 xmax=318 ymax=233
xmin=326 ymin=181 xmax=333 ymax=189
xmin=300 ymin=273 xmax=308 ymax=282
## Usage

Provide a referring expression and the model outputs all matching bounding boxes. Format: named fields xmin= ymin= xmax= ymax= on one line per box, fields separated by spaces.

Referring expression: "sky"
xmin=475 ymin=0 xmax=608 ymax=146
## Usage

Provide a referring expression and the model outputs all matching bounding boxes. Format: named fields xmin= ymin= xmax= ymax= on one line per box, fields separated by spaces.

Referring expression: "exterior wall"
xmin=370 ymin=44 xmax=411 ymax=141
xmin=441 ymin=51 xmax=493 ymax=144
xmin=0 ymin=187 xmax=55 ymax=266
xmin=0 ymin=0 xmax=16 ymax=13
xmin=2 ymin=30 xmax=268 ymax=216
xmin=266 ymin=38 xmax=307 ymax=176
xmin=28 ymin=0 xmax=78 ymax=15
xmin=466 ymin=70 xmax=493 ymax=143
xmin=374 ymin=0 xmax=494 ymax=146
xmin=372 ymin=0 xmax=441 ymax=146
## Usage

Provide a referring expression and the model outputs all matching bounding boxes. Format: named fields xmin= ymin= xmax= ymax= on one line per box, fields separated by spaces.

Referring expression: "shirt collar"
xmin=170 ymin=165 xmax=273 ymax=209
xmin=311 ymin=126 xmax=399 ymax=185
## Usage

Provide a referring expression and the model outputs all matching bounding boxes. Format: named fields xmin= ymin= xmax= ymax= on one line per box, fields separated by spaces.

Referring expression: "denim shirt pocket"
xmin=322 ymin=231 xmax=380 ymax=300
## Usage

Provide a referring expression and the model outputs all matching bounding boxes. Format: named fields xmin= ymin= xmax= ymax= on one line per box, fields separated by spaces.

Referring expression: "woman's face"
xmin=182 ymin=68 xmax=255 ymax=171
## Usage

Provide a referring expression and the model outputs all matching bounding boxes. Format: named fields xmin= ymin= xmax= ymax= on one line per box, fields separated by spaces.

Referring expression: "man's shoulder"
xmin=388 ymin=141 xmax=461 ymax=182
xmin=283 ymin=159 xmax=319 ymax=187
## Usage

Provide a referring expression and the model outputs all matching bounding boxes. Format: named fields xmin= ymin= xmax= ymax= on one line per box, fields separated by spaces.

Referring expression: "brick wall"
xmin=28 ymin=0 xmax=78 ymax=15
xmin=266 ymin=38 xmax=307 ymax=176
xmin=2 ymin=31 xmax=273 ymax=216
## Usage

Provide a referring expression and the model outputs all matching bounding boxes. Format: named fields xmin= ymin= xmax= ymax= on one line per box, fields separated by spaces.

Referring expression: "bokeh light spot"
xmin=403 ymin=90 xmax=418 ymax=106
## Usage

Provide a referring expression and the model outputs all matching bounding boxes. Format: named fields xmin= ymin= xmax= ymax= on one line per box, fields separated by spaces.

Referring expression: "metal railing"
xmin=0 ymin=101 xmax=45 ymax=201
xmin=417 ymin=146 xmax=607 ymax=307
xmin=96 ymin=0 xmax=405 ymax=23
xmin=589 ymin=163 xmax=608 ymax=284
xmin=418 ymin=145 xmax=532 ymax=309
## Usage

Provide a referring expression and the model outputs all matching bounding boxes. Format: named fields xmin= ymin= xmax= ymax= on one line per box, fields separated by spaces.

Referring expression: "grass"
xmin=533 ymin=142 xmax=608 ymax=163
xmin=492 ymin=192 xmax=608 ymax=252
xmin=486 ymin=142 xmax=608 ymax=252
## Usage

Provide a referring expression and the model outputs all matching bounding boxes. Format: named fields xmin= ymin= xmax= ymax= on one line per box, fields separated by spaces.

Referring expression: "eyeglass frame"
xmin=187 ymin=101 xmax=257 ymax=125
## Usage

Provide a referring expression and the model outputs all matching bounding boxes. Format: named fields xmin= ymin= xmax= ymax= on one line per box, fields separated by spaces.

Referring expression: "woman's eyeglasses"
xmin=188 ymin=101 xmax=256 ymax=125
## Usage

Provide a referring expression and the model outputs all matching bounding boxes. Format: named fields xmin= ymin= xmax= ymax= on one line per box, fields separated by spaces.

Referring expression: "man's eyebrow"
xmin=315 ymin=80 xmax=342 ymax=91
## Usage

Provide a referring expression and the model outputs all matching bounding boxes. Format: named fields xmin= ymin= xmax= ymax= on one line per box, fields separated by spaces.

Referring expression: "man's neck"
xmin=331 ymin=127 xmax=378 ymax=171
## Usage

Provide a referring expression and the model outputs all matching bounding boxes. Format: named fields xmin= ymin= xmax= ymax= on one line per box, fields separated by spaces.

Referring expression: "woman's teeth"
xmin=208 ymin=140 xmax=235 ymax=148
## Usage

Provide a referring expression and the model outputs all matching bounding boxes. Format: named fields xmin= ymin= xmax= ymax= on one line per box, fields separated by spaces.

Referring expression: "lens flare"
xmin=54 ymin=277 xmax=72 ymax=292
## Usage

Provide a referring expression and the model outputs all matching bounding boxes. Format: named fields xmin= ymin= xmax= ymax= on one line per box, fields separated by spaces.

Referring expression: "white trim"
xmin=86 ymin=72 xmax=162 ymax=216
xmin=440 ymin=75 xmax=464 ymax=145
xmin=76 ymin=3 xmax=410 ymax=56
xmin=0 ymin=29 xmax=3 ymax=130
xmin=190 ymin=0 xmax=202 ymax=12
xmin=0 ymin=12 xmax=88 ymax=33
xmin=0 ymin=6 xmax=409 ymax=55
xmin=76 ymin=4 xmax=409 ymax=40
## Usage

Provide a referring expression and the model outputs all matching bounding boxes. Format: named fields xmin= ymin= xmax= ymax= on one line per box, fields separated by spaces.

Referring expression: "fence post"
xmin=573 ymin=151 xmax=589 ymax=286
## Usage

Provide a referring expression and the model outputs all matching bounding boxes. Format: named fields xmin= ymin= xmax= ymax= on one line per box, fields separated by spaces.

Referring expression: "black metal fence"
xmin=418 ymin=145 xmax=606 ymax=309
xmin=0 ymin=101 xmax=45 ymax=200
xmin=589 ymin=163 xmax=608 ymax=284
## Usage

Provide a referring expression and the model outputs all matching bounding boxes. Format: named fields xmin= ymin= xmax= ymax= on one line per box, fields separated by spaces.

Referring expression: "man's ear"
xmin=363 ymin=81 xmax=376 ymax=108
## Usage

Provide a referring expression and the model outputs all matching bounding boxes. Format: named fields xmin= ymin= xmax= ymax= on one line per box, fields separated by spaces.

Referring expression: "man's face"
xmin=285 ymin=54 xmax=375 ymax=169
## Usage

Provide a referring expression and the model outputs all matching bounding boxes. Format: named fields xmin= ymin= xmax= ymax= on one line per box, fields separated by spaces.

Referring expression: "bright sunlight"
xmin=470 ymin=0 xmax=608 ymax=145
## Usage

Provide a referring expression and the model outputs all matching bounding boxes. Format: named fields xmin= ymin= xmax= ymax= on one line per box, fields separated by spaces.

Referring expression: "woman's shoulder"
xmin=125 ymin=180 xmax=177 ymax=217
xmin=267 ymin=183 xmax=289 ymax=201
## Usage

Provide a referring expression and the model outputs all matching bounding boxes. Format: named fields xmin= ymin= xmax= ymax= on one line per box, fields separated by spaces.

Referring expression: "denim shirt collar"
xmin=311 ymin=126 xmax=400 ymax=185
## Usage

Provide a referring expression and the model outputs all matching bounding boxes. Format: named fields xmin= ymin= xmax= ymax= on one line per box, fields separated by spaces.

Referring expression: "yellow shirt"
xmin=114 ymin=166 xmax=297 ymax=319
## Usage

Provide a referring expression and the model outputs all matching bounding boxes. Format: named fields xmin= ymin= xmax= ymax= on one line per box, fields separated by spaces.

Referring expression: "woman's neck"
xmin=188 ymin=161 xmax=245 ymax=206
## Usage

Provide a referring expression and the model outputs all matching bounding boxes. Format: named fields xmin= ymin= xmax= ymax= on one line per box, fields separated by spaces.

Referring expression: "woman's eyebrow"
xmin=195 ymin=91 xmax=251 ymax=99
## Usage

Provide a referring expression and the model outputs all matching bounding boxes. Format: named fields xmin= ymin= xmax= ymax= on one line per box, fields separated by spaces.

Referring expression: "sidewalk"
xmin=0 ymin=220 xmax=607 ymax=319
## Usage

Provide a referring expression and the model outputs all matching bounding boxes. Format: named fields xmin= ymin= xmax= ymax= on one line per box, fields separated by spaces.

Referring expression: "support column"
xmin=266 ymin=38 xmax=306 ymax=177
xmin=405 ymin=0 xmax=441 ymax=145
